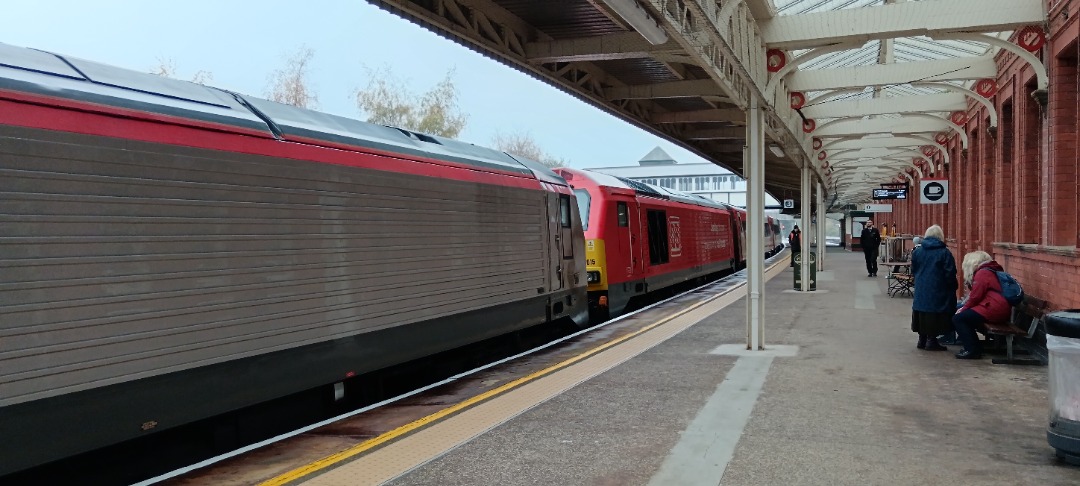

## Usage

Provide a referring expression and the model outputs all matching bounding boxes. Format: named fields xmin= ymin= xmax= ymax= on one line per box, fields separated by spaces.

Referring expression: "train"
xmin=0 ymin=42 xmax=781 ymax=476
xmin=553 ymin=168 xmax=782 ymax=319
xmin=0 ymin=43 xmax=592 ymax=475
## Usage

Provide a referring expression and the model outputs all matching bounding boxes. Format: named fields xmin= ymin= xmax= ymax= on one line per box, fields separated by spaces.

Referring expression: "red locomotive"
xmin=554 ymin=168 xmax=781 ymax=319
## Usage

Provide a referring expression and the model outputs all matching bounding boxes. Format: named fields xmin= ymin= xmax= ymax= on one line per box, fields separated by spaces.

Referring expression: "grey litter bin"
xmin=1046 ymin=309 xmax=1080 ymax=465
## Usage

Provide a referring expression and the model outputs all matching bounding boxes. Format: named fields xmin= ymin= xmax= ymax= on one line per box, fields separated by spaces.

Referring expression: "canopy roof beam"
xmin=652 ymin=109 xmax=746 ymax=123
xmin=788 ymin=56 xmax=997 ymax=92
xmin=803 ymin=92 xmax=967 ymax=119
xmin=760 ymin=0 xmax=1046 ymax=50
xmin=815 ymin=114 xmax=969 ymax=150
xmin=607 ymin=79 xmax=727 ymax=100
xmin=831 ymin=160 xmax=923 ymax=179
xmin=525 ymin=32 xmax=682 ymax=63
xmin=682 ymin=126 xmax=748 ymax=140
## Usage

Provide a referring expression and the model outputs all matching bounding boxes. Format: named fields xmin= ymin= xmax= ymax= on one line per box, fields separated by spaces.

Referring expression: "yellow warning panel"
xmin=584 ymin=239 xmax=606 ymax=291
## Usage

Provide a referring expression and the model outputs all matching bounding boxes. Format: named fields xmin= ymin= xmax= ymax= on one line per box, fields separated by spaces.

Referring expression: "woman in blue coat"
xmin=910 ymin=225 xmax=958 ymax=351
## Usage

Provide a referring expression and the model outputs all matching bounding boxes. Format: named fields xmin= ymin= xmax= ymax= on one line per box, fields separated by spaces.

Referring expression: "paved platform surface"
xmin=385 ymin=248 xmax=1080 ymax=485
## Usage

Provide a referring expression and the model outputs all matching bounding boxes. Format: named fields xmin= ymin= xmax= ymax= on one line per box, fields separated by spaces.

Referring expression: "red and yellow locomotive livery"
xmin=554 ymin=168 xmax=751 ymax=319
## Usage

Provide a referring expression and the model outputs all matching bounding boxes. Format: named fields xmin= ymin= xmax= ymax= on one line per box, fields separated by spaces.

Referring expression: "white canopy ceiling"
xmin=760 ymin=0 xmax=1045 ymax=207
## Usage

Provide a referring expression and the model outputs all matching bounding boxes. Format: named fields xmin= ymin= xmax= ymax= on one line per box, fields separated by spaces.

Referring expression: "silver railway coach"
xmin=0 ymin=42 xmax=587 ymax=475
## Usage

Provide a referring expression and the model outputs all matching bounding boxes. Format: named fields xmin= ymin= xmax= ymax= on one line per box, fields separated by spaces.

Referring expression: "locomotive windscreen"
xmin=574 ymin=189 xmax=591 ymax=230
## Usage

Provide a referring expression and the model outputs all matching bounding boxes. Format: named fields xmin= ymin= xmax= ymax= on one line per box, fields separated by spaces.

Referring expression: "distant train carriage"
xmin=764 ymin=217 xmax=783 ymax=257
xmin=0 ymin=43 xmax=586 ymax=475
xmin=553 ymin=168 xmax=744 ymax=319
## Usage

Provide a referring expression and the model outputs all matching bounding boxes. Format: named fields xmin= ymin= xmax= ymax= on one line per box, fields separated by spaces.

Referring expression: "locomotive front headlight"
xmin=587 ymin=271 xmax=601 ymax=283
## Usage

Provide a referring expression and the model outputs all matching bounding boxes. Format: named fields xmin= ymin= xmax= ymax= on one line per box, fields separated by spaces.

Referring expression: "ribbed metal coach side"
xmin=0 ymin=44 xmax=586 ymax=475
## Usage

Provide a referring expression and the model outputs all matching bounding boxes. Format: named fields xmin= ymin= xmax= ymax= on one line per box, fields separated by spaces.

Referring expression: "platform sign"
xmin=863 ymin=203 xmax=892 ymax=213
xmin=920 ymin=179 xmax=949 ymax=204
xmin=783 ymin=199 xmax=795 ymax=209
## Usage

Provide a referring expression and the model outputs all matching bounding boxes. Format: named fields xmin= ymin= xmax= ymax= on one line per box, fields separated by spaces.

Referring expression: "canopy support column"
xmin=745 ymin=97 xmax=766 ymax=350
xmin=817 ymin=180 xmax=826 ymax=271
xmin=800 ymin=160 xmax=811 ymax=291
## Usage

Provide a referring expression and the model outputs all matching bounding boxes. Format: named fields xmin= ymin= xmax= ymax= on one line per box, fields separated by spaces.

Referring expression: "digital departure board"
xmin=873 ymin=188 xmax=908 ymax=200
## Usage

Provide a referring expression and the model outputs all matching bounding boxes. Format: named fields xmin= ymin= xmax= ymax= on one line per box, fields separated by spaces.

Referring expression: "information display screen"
xmin=873 ymin=188 xmax=907 ymax=200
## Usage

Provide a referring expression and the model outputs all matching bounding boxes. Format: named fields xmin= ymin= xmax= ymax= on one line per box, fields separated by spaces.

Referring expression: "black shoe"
xmin=924 ymin=343 xmax=948 ymax=351
xmin=955 ymin=350 xmax=982 ymax=360
xmin=868 ymin=273 xmax=873 ymax=277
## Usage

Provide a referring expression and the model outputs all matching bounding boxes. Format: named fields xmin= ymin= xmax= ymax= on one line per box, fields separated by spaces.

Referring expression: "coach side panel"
xmin=0 ymin=125 xmax=550 ymax=408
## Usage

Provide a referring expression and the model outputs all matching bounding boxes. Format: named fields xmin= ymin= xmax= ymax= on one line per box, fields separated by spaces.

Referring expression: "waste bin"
xmin=1046 ymin=309 xmax=1080 ymax=465
xmin=793 ymin=251 xmax=816 ymax=291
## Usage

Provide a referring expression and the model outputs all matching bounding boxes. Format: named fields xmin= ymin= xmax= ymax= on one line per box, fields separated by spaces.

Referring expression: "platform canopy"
xmin=369 ymin=0 xmax=1046 ymax=208
xmin=763 ymin=0 xmax=1045 ymax=209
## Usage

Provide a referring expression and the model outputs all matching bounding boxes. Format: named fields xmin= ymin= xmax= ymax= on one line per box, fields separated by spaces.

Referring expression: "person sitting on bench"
xmin=952 ymin=251 xmax=1012 ymax=360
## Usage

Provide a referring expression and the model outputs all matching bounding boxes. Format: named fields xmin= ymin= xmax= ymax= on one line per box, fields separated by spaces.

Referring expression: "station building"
xmin=591 ymin=146 xmax=772 ymax=208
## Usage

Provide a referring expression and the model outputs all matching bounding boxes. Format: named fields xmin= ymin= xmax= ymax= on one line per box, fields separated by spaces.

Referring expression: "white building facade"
xmin=591 ymin=147 xmax=780 ymax=208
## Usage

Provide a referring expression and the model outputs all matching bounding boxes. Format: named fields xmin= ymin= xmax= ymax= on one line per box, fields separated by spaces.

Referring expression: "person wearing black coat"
xmin=788 ymin=225 xmax=801 ymax=267
xmin=860 ymin=219 xmax=882 ymax=277
xmin=910 ymin=224 xmax=958 ymax=351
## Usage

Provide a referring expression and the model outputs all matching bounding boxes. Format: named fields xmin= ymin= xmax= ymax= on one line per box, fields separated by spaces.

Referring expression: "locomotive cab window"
xmin=559 ymin=194 xmax=572 ymax=228
xmin=646 ymin=209 xmax=669 ymax=265
xmin=573 ymin=189 xmax=591 ymax=230
xmin=617 ymin=202 xmax=629 ymax=227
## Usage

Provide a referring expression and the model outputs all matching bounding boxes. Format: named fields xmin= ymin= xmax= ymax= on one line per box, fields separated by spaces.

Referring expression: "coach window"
xmin=559 ymin=195 xmax=572 ymax=228
xmin=617 ymin=202 xmax=629 ymax=227
xmin=647 ymin=210 xmax=670 ymax=265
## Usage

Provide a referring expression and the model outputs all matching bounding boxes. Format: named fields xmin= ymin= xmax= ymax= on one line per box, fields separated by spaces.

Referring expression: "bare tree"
xmin=149 ymin=57 xmax=177 ymax=78
xmin=189 ymin=70 xmax=214 ymax=85
xmin=355 ymin=66 xmax=467 ymax=138
xmin=150 ymin=57 xmax=213 ymax=85
xmin=266 ymin=46 xmax=318 ymax=109
xmin=491 ymin=130 xmax=568 ymax=168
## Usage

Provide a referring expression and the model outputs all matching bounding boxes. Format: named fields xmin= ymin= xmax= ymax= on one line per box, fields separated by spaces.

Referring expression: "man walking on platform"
xmin=788 ymin=225 xmax=801 ymax=267
xmin=861 ymin=219 xmax=882 ymax=277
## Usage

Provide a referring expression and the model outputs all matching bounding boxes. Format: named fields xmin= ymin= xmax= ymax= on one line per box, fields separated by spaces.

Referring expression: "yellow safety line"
xmin=262 ymin=261 xmax=781 ymax=486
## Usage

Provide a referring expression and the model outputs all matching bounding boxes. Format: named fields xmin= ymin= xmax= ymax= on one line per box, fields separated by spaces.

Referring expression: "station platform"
xmin=284 ymin=248 xmax=1080 ymax=485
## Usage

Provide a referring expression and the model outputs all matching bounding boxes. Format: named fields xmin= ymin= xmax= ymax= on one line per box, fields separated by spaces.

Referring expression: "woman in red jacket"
xmin=953 ymin=251 xmax=1013 ymax=359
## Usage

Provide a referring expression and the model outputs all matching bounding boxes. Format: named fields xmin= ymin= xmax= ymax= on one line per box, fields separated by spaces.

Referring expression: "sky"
xmin=3 ymin=0 xmax=719 ymax=170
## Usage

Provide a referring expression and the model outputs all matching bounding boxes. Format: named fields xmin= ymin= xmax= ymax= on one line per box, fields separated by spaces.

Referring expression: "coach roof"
xmin=238 ymin=95 xmax=536 ymax=177
xmin=0 ymin=42 xmax=271 ymax=134
xmin=0 ymin=42 xmax=553 ymax=180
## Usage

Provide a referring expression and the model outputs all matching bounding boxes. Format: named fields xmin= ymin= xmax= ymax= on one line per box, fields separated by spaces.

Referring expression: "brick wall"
xmin=998 ymin=98 xmax=1016 ymax=243
xmin=905 ymin=0 xmax=1080 ymax=312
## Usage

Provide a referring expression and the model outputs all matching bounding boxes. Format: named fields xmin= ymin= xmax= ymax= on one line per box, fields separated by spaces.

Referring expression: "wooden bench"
xmin=982 ymin=295 xmax=1048 ymax=365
